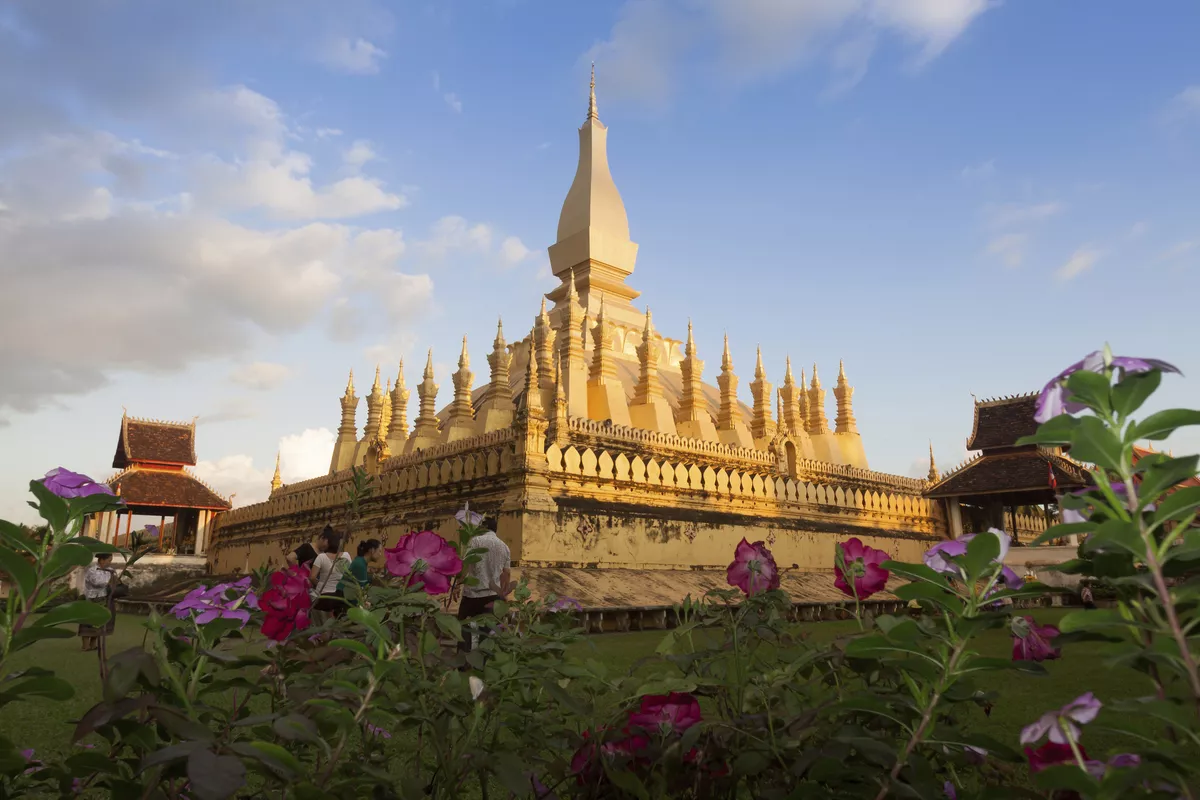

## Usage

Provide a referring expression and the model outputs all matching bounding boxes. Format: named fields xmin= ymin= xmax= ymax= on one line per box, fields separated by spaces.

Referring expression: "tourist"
xmin=457 ymin=515 xmax=515 ymax=653
xmin=287 ymin=542 xmax=318 ymax=570
xmin=79 ymin=553 xmax=116 ymax=651
xmin=310 ymin=526 xmax=351 ymax=617
xmin=1080 ymin=582 xmax=1096 ymax=610
xmin=338 ymin=538 xmax=382 ymax=607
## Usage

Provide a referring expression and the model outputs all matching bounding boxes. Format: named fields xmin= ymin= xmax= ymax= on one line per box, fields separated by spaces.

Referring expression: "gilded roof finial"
xmin=838 ymin=359 xmax=848 ymax=384
xmin=424 ymin=348 xmax=435 ymax=378
xmin=754 ymin=345 xmax=765 ymax=379
xmin=540 ymin=296 xmax=547 ymax=316
xmin=344 ymin=369 xmax=355 ymax=397
xmin=685 ymin=319 xmax=695 ymax=357
xmin=395 ymin=358 xmax=406 ymax=389
xmin=271 ymin=452 xmax=282 ymax=493
xmin=643 ymin=307 xmax=653 ymax=334
xmin=811 ymin=363 xmax=821 ymax=388
xmin=928 ymin=441 xmax=939 ymax=482
xmin=588 ymin=62 xmax=599 ymax=123
xmin=566 ymin=267 xmax=579 ymax=302
xmin=785 ymin=356 xmax=794 ymax=385
xmin=494 ymin=317 xmax=505 ymax=347
xmin=722 ymin=332 xmax=732 ymax=371
xmin=372 ymin=365 xmax=381 ymax=393
xmin=459 ymin=335 xmax=470 ymax=368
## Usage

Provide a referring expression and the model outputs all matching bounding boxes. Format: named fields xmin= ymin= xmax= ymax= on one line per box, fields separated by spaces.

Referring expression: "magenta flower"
xmin=365 ymin=723 xmax=392 ymax=739
xmin=550 ymin=596 xmax=582 ymax=612
xmin=1085 ymin=753 xmax=1141 ymax=780
xmin=1035 ymin=350 xmax=1181 ymax=423
xmin=385 ymin=530 xmax=463 ymax=595
xmin=1026 ymin=741 xmax=1086 ymax=773
xmin=41 ymin=467 xmax=114 ymax=499
xmin=833 ymin=538 xmax=890 ymax=600
xmin=726 ymin=538 xmax=780 ymax=595
xmin=260 ymin=565 xmax=312 ymax=641
xmin=1012 ymin=616 xmax=1062 ymax=662
xmin=943 ymin=782 xmax=957 ymax=799
xmin=627 ymin=692 xmax=702 ymax=735
xmin=1021 ymin=693 xmax=1102 ymax=745
xmin=171 ymin=576 xmax=258 ymax=626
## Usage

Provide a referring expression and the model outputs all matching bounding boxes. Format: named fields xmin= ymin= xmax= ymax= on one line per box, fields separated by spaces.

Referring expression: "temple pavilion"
xmin=925 ymin=394 xmax=1090 ymax=543
xmin=81 ymin=413 xmax=231 ymax=555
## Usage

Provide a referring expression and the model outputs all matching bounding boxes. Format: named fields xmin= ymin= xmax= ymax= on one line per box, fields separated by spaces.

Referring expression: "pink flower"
xmin=1012 ymin=616 xmax=1062 ymax=662
xmin=385 ymin=530 xmax=463 ymax=595
xmin=628 ymin=692 xmax=702 ymax=735
xmin=833 ymin=538 xmax=890 ymax=600
xmin=569 ymin=728 xmax=649 ymax=782
xmin=726 ymin=538 xmax=780 ymax=596
xmin=260 ymin=565 xmax=312 ymax=641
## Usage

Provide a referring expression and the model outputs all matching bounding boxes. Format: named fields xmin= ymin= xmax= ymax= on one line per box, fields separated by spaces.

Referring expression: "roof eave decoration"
xmin=964 ymin=391 xmax=1039 ymax=451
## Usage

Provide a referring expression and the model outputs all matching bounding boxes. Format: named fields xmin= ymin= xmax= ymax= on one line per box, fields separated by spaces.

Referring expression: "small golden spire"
xmin=567 ymin=267 xmax=578 ymax=302
xmin=424 ymin=348 xmax=435 ymax=378
xmin=721 ymin=332 xmax=732 ymax=371
xmin=784 ymin=356 xmax=794 ymax=386
xmin=372 ymin=364 xmax=381 ymax=393
xmin=928 ymin=441 xmax=939 ymax=481
xmin=540 ymin=296 xmax=547 ymax=316
xmin=344 ymin=369 xmax=355 ymax=397
xmin=271 ymin=452 xmax=282 ymax=493
xmin=588 ymin=62 xmax=599 ymax=123
xmin=459 ymin=335 xmax=470 ymax=368
xmin=685 ymin=319 xmax=696 ymax=357
xmin=838 ymin=358 xmax=847 ymax=383
xmin=494 ymin=317 xmax=505 ymax=347
xmin=395 ymin=358 xmax=406 ymax=389
xmin=811 ymin=363 xmax=821 ymax=389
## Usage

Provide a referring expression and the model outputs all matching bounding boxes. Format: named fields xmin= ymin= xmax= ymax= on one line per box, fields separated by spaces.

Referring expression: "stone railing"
xmin=566 ymin=417 xmax=775 ymax=469
xmin=381 ymin=428 xmax=518 ymax=471
xmin=545 ymin=443 xmax=940 ymax=533
xmin=272 ymin=467 xmax=354 ymax=497
xmin=791 ymin=458 xmax=929 ymax=494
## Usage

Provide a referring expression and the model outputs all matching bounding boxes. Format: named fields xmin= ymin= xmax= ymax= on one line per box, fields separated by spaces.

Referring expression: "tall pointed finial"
xmin=424 ymin=348 xmax=435 ymax=378
xmin=685 ymin=319 xmax=695 ymax=357
xmin=588 ymin=62 xmax=599 ymax=122
xmin=459 ymin=335 xmax=470 ymax=368
xmin=567 ymin=267 xmax=579 ymax=302
xmin=811 ymin=363 xmax=821 ymax=388
xmin=721 ymin=333 xmax=732 ymax=371
xmin=785 ymin=356 xmax=795 ymax=385
xmin=494 ymin=317 xmax=505 ymax=346
xmin=271 ymin=452 xmax=282 ymax=493
xmin=395 ymin=358 xmax=406 ymax=389
xmin=540 ymin=296 xmax=547 ymax=315
xmin=928 ymin=441 xmax=939 ymax=481
xmin=372 ymin=364 xmax=382 ymax=393
xmin=838 ymin=358 xmax=847 ymax=382
xmin=344 ymin=369 xmax=355 ymax=397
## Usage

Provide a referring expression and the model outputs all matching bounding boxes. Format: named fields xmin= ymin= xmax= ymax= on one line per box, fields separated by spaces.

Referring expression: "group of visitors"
xmin=287 ymin=526 xmax=383 ymax=618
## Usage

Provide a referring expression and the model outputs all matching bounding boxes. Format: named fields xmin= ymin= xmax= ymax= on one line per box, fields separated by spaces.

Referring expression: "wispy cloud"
xmin=1057 ymin=247 xmax=1102 ymax=282
xmin=229 ymin=361 xmax=292 ymax=391
xmin=984 ymin=201 xmax=1063 ymax=229
xmin=443 ymin=93 xmax=463 ymax=113
xmin=1127 ymin=220 xmax=1148 ymax=240
xmin=960 ymin=159 xmax=995 ymax=181
xmin=319 ymin=37 xmax=387 ymax=75
xmin=1162 ymin=240 xmax=1197 ymax=260
xmin=985 ymin=233 xmax=1027 ymax=268
xmin=1163 ymin=85 xmax=1200 ymax=126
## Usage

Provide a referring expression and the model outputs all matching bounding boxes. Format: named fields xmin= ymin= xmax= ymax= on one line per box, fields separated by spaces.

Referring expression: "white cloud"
xmin=319 ymin=36 xmax=387 ymax=75
xmin=986 ymin=233 xmax=1027 ymax=268
xmin=960 ymin=159 xmax=995 ymax=181
xmin=1128 ymin=220 xmax=1148 ymax=240
xmin=984 ymin=201 xmax=1063 ymax=229
xmin=1056 ymin=247 xmax=1102 ymax=282
xmin=200 ymin=396 xmax=260 ymax=424
xmin=1163 ymin=85 xmax=1200 ymax=125
xmin=229 ymin=362 xmax=292 ymax=391
xmin=443 ymin=93 xmax=463 ymax=113
xmin=279 ymin=428 xmax=336 ymax=482
xmin=585 ymin=0 xmax=994 ymax=106
xmin=500 ymin=236 xmax=533 ymax=265
xmin=342 ymin=139 xmax=377 ymax=171
xmin=193 ymin=427 xmax=336 ymax=507
xmin=432 ymin=71 xmax=441 ymax=91
xmin=418 ymin=215 xmax=495 ymax=259
xmin=316 ymin=127 xmax=343 ymax=139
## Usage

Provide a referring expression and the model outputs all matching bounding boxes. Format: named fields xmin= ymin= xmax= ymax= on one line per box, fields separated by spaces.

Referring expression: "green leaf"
xmin=1132 ymin=408 xmax=1200 ymax=441
xmin=1155 ymin=486 xmax=1200 ymax=526
xmin=893 ymin=582 xmax=964 ymax=613
xmin=5 ymin=674 xmax=75 ymax=701
xmin=433 ymin=612 xmax=463 ymax=642
xmin=67 ymin=492 xmax=125 ymax=520
xmin=328 ymin=638 xmax=375 ymax=661
xmin=28 ymin=479 xmax=69 ymax=532
xmin=604 ymin=764 xmax=650 ymax=799
xmin=962 ymin=529 xmax=1001 ymax=583
xmin=1065 ymin=369 xmax=1114 ymax=416
xmin=33 ymin=600 xmax=112 ymax=629
xmin=881 ymin=560 xmax=950 ymax=586
xmin=187 ymin=748 xmax=247 ymax=800
xmin=1080 ymin=519 xmax=1144 ymax=558
xmin=1017 ymin=414 xmax=1080 ymax=447
xmin=70 ymin=536 xmax=121 ymax=554
xmin=0 ymin=547 xmax=36 ymax=601
xmin=273 ymin=713 xmax=322 ymax=745
xmin=0 ymin=520 xmax=38 ymax=554
xmin=150 ymin=707 xmax=216 ymax=742
xmin=1059 ymin=609 xmax=1139 ymax=633
xmin=1068 ymin=417 xmax=1126 ymax=473
xmin=1138 ymin=455 xmax=1200 ymax=506
xmin=491 ymin=752 xmax=532 ymax=796
xmin=1111 ymin=368 xmax=1161 ymax=419
xmin=228 ymin=741 xmax=302 ymax=780
xmin=43 ymin=542 xmax=95 ymax=581
xmin=346 ymin=606 xmax=392 ymax=644
xmin=10 ymin=626 xmax=75 ymax=651
xmin=1026 ymin=522 xmax=1094 ymax=547
xmin=1033 ymin=764 xmax=1098 ymax=795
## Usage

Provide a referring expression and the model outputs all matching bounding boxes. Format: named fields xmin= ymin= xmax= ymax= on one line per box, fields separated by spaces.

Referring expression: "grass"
xmin=0 ymin=609 xmax=1169 ymax=777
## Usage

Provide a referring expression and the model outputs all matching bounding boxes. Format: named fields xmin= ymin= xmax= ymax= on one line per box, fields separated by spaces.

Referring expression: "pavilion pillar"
xmin=947 ymin=500 xmax=964 ymax=539
xmin=125 ymin=512 xmax=133 ymax=546
xmin=103 ymin=512 xmax=115 ymax=544
xmin=196 ymin=510 xmax=210 ymax=557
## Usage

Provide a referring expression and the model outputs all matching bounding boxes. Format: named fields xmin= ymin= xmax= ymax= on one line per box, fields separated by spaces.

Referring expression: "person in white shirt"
xmin=309 ymin=526 xmax=351 ymax=617
xmin=79 ymin=554 xmax=115 ymax=651
xmin=457 ymin=516 xmax=514 ymax=653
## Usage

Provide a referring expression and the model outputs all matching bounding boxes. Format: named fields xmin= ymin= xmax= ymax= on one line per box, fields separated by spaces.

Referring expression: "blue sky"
xmin=1 ymin=0 xmax=1198 ymax=524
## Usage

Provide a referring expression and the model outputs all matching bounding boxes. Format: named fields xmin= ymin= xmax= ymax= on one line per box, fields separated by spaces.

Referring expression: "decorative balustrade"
xmin=544 ymin=442 xmax=939 ymax=533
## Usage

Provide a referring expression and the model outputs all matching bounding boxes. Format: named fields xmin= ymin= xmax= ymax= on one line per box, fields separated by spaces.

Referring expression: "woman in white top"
xmin=309 ymin=526 xmax=351 ymax=616
xmin=79 ymin=553 xmax=115 ymax=651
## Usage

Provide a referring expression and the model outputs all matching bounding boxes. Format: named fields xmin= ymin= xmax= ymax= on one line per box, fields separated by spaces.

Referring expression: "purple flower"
xmin=1035 ymin=351 xmax=1181 ymax=423
xmin=1012 ymin=616 xmax=1062 ymax=662
xmin=1021 ymin=693 xmax=1102 ymax=745
xmin=21 ymin=749 xmax=39 ymax=776
xmin=550 ymin=596 xmax=582 ymax=612
xmin=171 ymin=576 xmax=257 ymax=627
xmin=1084 ymin=753 xmax=1141 ymax=781
xmin=41 ymin=467 xmax=114 ymax=499
xmin=365 ymin=723 xmax=392 ymax=739
xmin=943 ymin=782 xmax=957 ymax=799
xmin=455 ymin=503 xmax=484 ymax=527
xmin=924 ymin=528 xmax=1020 ymax=588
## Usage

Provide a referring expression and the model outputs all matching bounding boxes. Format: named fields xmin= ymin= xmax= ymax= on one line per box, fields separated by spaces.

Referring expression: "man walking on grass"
xmin=457 ymin=515 xmax=515 ymax=653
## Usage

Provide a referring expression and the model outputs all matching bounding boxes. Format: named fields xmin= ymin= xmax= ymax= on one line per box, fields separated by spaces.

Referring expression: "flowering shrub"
xmin=0 ymin=346 xmax=1197 ymax=798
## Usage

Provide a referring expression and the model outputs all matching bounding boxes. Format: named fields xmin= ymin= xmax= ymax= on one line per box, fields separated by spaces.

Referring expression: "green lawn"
xmin=0 ymin=609 xmax=1166 ymax=772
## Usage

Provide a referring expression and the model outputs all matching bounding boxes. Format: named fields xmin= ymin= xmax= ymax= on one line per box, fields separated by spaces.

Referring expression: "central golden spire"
xmin=588 ymin=62 xmax=598 ymax=123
